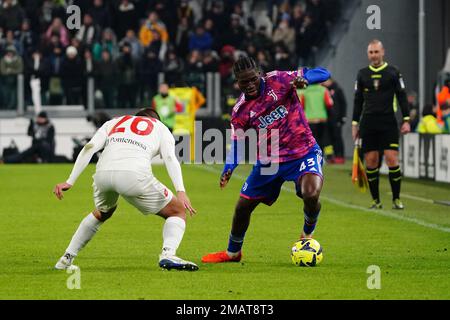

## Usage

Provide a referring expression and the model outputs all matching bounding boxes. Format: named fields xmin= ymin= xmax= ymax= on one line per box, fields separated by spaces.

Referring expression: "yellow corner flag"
xmin=352 ymin=139 xmax=369 ymax=193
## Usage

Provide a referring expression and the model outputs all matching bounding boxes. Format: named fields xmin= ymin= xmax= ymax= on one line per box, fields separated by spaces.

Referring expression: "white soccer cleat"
xmin=159 ymin=254 xmax=199 ymax=271
xmin=55 ymin=253 xmax=79 ymax=271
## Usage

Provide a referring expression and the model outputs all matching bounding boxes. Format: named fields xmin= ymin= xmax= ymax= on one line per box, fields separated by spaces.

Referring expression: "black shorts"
xmin=360 ymin=115 xmax=400 ymax=153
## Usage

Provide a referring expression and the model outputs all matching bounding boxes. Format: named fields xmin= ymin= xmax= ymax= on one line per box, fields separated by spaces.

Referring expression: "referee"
xmin=352 ymin=39 xmax=411 ymax=210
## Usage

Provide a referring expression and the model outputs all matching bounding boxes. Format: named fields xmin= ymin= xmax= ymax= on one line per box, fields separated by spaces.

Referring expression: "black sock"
xmin=366 ymin=167 xmax=380 ymax=202
xmin=389 ymin=166 xmax=402 ymax=200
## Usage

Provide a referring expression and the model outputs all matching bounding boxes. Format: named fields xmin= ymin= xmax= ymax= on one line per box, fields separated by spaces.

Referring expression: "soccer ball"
xmin=291 ymin=239 xmax=323 ymax=267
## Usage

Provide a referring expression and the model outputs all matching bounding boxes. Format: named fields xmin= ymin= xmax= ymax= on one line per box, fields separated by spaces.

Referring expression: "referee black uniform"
xmin=352 ymin=62 xmax=410 ymax=207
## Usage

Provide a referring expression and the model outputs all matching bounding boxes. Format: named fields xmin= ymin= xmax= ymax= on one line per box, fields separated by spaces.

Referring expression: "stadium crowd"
xmin=0 ymin=0 xmax=341 ymax=109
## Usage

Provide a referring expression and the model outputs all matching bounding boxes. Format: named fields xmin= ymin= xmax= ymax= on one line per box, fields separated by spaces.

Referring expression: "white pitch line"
xmin=196 ymin=165 xmax=450 ymax=233
xmin=388 ymin=192 xmax=434 ymax=204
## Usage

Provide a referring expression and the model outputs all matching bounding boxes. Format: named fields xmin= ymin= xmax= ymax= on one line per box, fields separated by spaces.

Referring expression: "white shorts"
xmin=92 ymin=171 xmax=173 ymax=215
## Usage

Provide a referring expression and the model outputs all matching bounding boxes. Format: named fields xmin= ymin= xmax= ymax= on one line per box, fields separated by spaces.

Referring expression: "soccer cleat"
xmin=392 ymin=199 xmax=404 ymax=210
xmin=201 ymin=251 xmax=242 ymax=263
xmin=159 ymin=255 xmax=199 ymax=271
xmin=55 ymin=253 xmax=79 ymax=270
xmin=369 ymin=200 xmax=383 ymax=209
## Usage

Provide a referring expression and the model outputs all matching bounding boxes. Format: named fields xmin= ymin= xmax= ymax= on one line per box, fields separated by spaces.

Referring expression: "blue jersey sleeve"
xmin=222 ymin=139 xmax=243 ymax=175
xmin=303 ymin=67 xmax=331 ymax=84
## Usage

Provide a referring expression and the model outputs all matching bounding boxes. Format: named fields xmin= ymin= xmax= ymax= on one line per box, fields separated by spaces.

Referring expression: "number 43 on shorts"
xmin=299 ymin=155 xmax=323 ymax=174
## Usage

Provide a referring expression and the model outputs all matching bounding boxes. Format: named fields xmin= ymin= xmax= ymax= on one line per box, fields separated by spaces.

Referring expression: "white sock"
xmin=65 ymin=213 xmax=103 ymax=256
xmin=161 ymin=217 xmax=186 ymax=256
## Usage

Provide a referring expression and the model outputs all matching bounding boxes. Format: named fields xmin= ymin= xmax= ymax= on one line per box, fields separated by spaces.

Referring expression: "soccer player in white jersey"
xmin=53 ymin=108 xmax=198 ymax=271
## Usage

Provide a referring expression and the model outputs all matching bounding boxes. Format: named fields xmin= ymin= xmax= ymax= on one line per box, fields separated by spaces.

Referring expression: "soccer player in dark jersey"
xmin=202 ymin=56 xmax=331 ymax=263
xmin=352 ymin=39 xmax=411 ymax=210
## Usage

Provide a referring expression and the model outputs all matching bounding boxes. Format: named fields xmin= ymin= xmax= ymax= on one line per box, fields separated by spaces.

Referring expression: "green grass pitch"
xmin=0 ymin=163 xmax=449 ymax=300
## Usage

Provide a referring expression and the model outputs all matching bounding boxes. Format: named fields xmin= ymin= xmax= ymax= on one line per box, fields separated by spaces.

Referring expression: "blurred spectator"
xmin=92 ymin=28 xmax=119 ymax=61
xmin=24 ymin=50 xmax=49 ymax=107
xmin=205 ymin=1 xmax=228 ymax=37
xmin=407 ymin=90 xmax=419 ymax=132
xmin=163 ymin=48 xmax=184 ymax=87
xmin=417 ymin=104 xmax=442 ymax=134
xmin=437 ymin=79 xmax=450 ymax=108
xmin=175 ymin=17 xmax=190 ymax=58
xmin=436 ymin=79 xmax=450 ymax=125
xmin=256 ymin=49 xmax=273 ymax=73
xmin=139 ymin=11 xmax=169 ymax=49
xmin=273 ymin=43 xmax=291 ymax=70
xmin=323 ymin=78 xmax=347 ymax=164
xmin=3 ymin=29 xmax=22 ymax=56
xmin=44 ymin=17 xmax=69 ymax=47
xmin=20 ymin=0 xmax=41 ymax=32
xmin=273 ymin=0 xmax=292 ymax=27
xmin=222 ymin=14 xmax=245 ymax=49
xmin=297 ymin=83 xmax=334 ymax=151
xmin=177 ymin=0 xmax=195 ymax=29
xmin=16 ymin=19 xmax=37 ymax=58
xmin=75 ymin=13 xmax=99 ymax=47
xmin=152 ymin=0 xmax=178 ymax=41
xmin=0 ymin=0 xmax=25 ymax=32
xmin=119 ymin=29 xmax=142 ymax=62
xmin=61 ymin=46 xmax=83 ymax=105
xmin=151 ymin=83 xmax=178 ymax=132
xmin=46 ymin=37 xmax=64 ymax=105
xmin=253 ymin=26 xmax=272 ymax=52
xmin=82 ymin=48 xmax=94 ymax=107
xmin=189 ymin=24 xmax=213 ymax=52
xmin=94 ymin=49 xmax=118 ymax=108
xmin=3 ymin=111 xmax=55 ymax=163
xmin=138 ymin=48 xmax=162 ymax=106
xmin=185 ymin=49 xmax=205 ymax=92
xmin=442 ymin=102 xmax=450 ymax=133
xmin=272 ymin=14 xmax=295 ymax=54
xmin=292 ymin=4 xmax=305 ymax=30
xmin=245 ymin=43 xmax=257 ymax=61
xmin=69 ymin=37 xmax=85 ymax=58
xmin=88 ymin=0 xmax=111 ymax=30
xmin=231 ymin=1 xmax=255 ymax=30
xmin=218 ymin=44 xmax=235 ymax=83
xmin=117 ymin=42 xmax=137 ymax=108
xmin=202 ymin=50 xmax=219 ymax=72
xmin=114 ymin=0 xmax=138 ymax=40
xmin=0 ymin=45 xmax=23 ymax=109
xmin=295 ymin=14 xmax=317 ymax=67
xmin=147 ymin=29 xmax=167 ymax=62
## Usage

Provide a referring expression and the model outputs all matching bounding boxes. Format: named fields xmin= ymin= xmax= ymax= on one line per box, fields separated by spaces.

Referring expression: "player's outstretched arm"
xmin=53 ymin=124 xmax=108 ymax=200
xmin=221 ymin=138 xmax=242 ymax=189
xmin=160 ymin=126 xmax=196 ymax=216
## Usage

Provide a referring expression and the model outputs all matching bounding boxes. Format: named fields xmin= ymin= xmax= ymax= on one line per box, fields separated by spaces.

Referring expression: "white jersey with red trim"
xmin=66 ymin=115 xmax=185 ymax=192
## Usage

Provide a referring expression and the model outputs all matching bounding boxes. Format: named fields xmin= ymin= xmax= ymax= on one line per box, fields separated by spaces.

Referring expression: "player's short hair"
xmin=233 ymin=56 xmax=258 ymax=75
xmin=368 ymin=39 xmax=384 ymax=48
xmin=135 ymin=108 xmax=161 ymax=120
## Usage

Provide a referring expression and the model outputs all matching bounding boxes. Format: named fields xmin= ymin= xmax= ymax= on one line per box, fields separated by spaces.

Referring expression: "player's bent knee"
xmin=93 ymin=206 xmax=116 ymax=222
xmin=159 ymin=197 xmax=186 ymax=220
xmin=302 ymin=188 xmax=320 ymax=205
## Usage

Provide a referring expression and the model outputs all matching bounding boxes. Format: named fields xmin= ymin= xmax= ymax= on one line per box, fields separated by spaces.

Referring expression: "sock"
xmin=303 ymin=210 xmax=320 ymax=235
xmin=366 ymin=167 xmax=380 ymax=202
xmin=227 ymin=233 xmax=245 ymax=256
xmin=162 ymin=217 xmax=186 ymax=256
xmin=389 ymin=166 xmax=402 ymax=200
xmin=66 ymin=213 xmax=103 ymax=256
